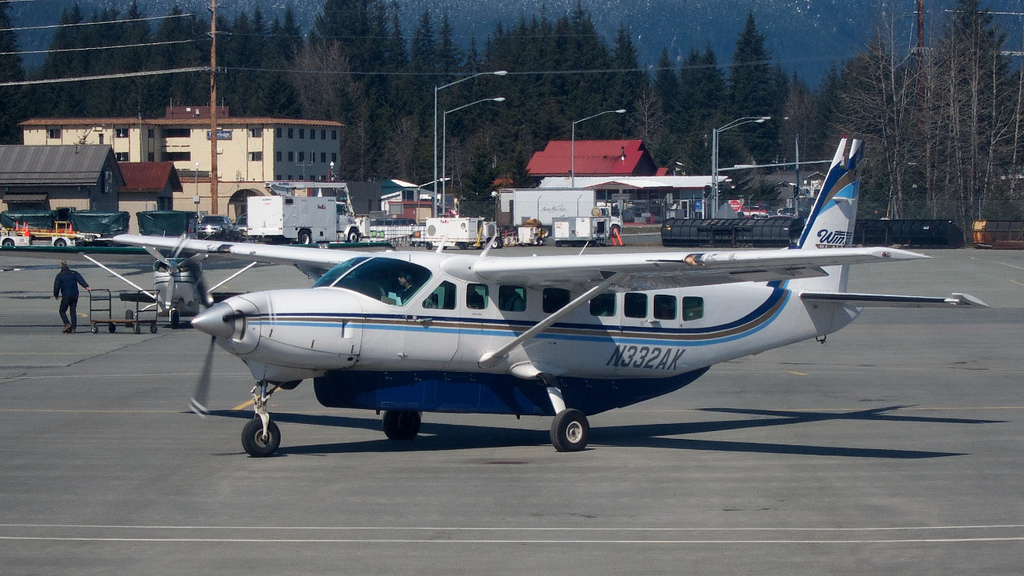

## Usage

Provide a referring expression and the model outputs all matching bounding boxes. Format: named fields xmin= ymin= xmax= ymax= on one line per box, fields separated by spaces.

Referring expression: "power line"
xmin=0 ymin=67 xmax=210 ymax=88
xmin=1 ymin=13 xmax=194 ymax=33
xmin=0 ymin=38 xmax=201 ymax=57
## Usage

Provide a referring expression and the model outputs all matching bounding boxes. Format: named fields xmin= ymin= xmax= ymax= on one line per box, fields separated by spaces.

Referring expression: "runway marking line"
xmin=0 ymin=523 xmax=1022 ymax=545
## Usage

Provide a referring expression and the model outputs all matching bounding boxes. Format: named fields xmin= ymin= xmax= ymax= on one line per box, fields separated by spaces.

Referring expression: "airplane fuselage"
xmin=203 ymin=252 xmax=860 ymax=416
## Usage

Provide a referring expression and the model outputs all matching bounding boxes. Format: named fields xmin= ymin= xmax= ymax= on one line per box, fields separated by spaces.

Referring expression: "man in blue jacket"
xmin=53 ymin=261 xmax=90 ymax=333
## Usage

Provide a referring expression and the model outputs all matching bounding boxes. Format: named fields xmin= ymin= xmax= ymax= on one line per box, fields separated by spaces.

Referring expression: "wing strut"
xmin=80 ymin=253 xmax=157 ymax=300
xmin=478 ymin=272 xmax=623 ymax=369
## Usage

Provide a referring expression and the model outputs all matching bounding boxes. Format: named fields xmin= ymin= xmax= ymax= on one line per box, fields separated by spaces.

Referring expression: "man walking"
xmin=53 ymin=261 xmax=90 ymax=333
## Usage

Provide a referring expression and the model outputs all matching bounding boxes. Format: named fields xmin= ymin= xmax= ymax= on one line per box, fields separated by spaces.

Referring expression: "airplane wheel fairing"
xmin=241 ymin=418 xmax=280 ymax=457
xmin=551 ymin=409 xmax=589 ymax=452
xmin=382 ymin=410 xmax=421 ymax=440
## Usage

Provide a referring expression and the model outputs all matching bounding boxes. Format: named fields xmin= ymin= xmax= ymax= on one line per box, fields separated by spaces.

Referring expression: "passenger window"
xmin=498 ymin=285 xmax=527 ymax=312
xmin=466 ymin=283 xmax=488 ymax=310
xmin=423 ymin=281 xmax=456 ymax=310
xmin=543 ymin=288 xmax=570 ymax=313
xmin=624 ymin=293 xmax=647 ymax=318
xmin=683 ymin=296 xmax=704 ymax=321
xmin=589 ymin=293 xmax=615 ymax=317
xmin=653 ymin=295 xmax=677 ymax=320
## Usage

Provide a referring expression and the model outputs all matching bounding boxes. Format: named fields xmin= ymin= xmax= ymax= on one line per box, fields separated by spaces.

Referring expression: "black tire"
xmin=382 ymin=410 xmax=421 ymax=440
xmin=91 ymin=325 xmax=98 ymax=334
xmin=53 ymin=238 xmax=68 ymax=247
xmin=108 ymin=323 xmax=116 ymax=333
xmin=490 ymin=237 xmax=503 ymax=249
xmin=170 ymin=309 xmax=180 ymax=329
xmin=424 ymin=242 xmax=433 ymax=250
xmin=346 ymin=230 xmax=360 ymax=243
xmin=150 ymin=323 xmax=158 ymax=333
xmin=1 ymin=238 xmax=14 ymax=247
xmin=297 ymin=229 xmax=312 ymax=245
xmin=550 ymin=409 xmax=589 ymax=452
xmin=134 ymin=324 xmax=141 ymax=334
xmin=241 ymin=418 xmax=281 ymax=457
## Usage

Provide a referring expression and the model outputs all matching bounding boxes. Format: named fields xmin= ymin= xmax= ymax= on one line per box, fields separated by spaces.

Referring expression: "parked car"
xmin=198 ymin=215 xmax=239 ymax=240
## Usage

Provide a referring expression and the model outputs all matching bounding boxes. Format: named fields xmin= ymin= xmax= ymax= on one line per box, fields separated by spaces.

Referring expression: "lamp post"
xmin=433 ymin=70 xmax=507 ymax=217
xmin=442 ymin=97 xmax=506 ymax=217
xmin=193 ymin=161 xmax=200 ymax=216
xmin=710 ymin=115 xmax=770 ymax=217
xmin=570 ymin=109 xmax=626 ymax=188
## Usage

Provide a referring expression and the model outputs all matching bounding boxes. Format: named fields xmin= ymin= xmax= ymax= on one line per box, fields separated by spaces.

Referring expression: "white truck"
xmin=421 ymin=217 xmax=500 ymax=250
xmin=496 ymin=188 xmax=623 ymax=240
xmin=246 ymin=195 xmax=337 ymax=244
xmin=262 ymin=182 xmax=366 ymax=243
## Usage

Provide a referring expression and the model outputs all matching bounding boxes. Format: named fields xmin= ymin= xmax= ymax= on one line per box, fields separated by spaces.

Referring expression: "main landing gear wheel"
xmin=382 ymin=410 xmax=421 ymax=440
xmin=550 ymin=409 xmax=589 ymax=452
xmin=241 ymin=418 xmax=281 ymax=457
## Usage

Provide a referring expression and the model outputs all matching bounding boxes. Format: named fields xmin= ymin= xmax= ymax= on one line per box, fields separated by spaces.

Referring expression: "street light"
xmin=442 ymin=97 xmax=506 ymax=216
xmin=710 ymin=115 xmax=770 ymax=217
xmin=571 ymin=109 xmax=626 ymax=188
xmin=433 ymin=70 xmax=507 ymax=216
xmin=193 ymin=161 xmax=200 ymax=216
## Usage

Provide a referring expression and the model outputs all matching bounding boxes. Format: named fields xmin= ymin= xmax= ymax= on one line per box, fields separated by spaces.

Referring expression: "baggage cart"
xmin=88 ymin=289 xmax=159 ymax=334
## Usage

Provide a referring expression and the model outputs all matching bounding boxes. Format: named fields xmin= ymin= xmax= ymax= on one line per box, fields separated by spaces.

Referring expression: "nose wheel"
xmin=241 ymin=418 xmax=280 ymax=456
xmin=241 ymin=381 xmax=281 ymax=457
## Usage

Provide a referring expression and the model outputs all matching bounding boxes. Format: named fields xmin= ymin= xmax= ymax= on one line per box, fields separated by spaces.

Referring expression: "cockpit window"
xmin=319 ymin=257 xmax=431 ymax=306
xmin=313 ymin=257 xmax=369 ymax=288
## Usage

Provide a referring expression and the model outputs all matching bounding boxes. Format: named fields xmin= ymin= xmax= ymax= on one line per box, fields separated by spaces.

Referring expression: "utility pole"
xmin=209 ymin=0 xmax=219 ymax=214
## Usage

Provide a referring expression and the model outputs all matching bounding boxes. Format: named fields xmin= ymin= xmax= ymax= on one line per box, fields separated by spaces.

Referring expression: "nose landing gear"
xmin=241 ymin=381 xmax=281 ymax=457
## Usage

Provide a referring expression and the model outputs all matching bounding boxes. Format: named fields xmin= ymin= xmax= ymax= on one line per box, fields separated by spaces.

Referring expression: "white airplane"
xmin=115 ymin=138 xmax=986 ymax=457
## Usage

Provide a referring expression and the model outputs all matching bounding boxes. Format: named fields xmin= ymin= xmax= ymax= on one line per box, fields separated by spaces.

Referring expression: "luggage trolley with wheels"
xmin=88 ymin=289 xmax=159 ymax=334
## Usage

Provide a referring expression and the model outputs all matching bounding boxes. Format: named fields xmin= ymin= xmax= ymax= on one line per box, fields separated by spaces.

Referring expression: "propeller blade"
xmin=144 ymin=246 xmax=172 ymax=267
xmin=172 ymin=233 xmax=189 ymax=259
xmin=164 ymin=270 xmax=175 ymax=311
xmin=189 ymin=336 xmax=216 ymax=416
xmin=183 ymin=254 xmax=212 ymax=307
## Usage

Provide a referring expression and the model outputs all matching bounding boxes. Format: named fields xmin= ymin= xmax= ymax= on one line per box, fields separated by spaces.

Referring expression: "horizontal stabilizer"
xmin=800 ymin=292 xmax=988 ymax=308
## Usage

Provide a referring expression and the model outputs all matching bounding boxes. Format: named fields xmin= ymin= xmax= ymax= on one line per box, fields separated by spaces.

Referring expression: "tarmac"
xmin=0 ymin=245 xmax=1022 ymax=575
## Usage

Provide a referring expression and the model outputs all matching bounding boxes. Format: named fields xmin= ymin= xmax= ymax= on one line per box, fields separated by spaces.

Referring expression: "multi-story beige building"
xmin=20 ymin=106 xmax=343 ymax=218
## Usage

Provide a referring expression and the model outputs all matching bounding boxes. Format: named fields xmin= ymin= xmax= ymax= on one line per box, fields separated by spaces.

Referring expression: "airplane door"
xmin=402 ymin=280 xmax=458 ymax=364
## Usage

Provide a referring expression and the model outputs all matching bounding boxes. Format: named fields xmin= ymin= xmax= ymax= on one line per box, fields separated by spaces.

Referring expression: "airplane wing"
xmin=113 ymin=234 xmax=382 ymax=278
xmin=1 ymin=244 xmax=153 ymax=263
xmin=468 ymin=247 xmax=928 ymax=291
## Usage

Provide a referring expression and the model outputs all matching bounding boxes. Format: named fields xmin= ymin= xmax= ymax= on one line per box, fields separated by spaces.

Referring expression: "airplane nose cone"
xmin=191 ymin=302 xmax=236 ymax=339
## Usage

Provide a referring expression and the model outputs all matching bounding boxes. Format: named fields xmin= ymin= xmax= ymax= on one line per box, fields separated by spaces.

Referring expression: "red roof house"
xmin=526 ymin=139 xmax=660 ymax=179
xmin=118 ymin=162 xmax=182 ymax=232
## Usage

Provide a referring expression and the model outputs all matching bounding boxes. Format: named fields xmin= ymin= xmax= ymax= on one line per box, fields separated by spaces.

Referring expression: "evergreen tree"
xmin=31 ymin=3 xmax=88 ymax=118
xmin=265 ymin=8 xmax=303 ymax=117
xmin=610 ymin=24 xmax=645 ymax=115
xmin=727 ymin=12 xmax=785 ymax=164
xmin=678 ymin=46 xmax=725 ymax=173
xmin=149 ymin=5 xmax=208 ymax=116
xmin=0 ymin=0 xmax=26 ymax=144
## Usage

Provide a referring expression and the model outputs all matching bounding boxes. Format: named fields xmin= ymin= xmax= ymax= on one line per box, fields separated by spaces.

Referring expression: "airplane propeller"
xmin=189 ymin=335 xmax=216 ymax=416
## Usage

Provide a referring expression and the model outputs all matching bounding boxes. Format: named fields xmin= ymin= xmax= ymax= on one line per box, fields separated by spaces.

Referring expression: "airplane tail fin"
xmin=789 ymin=137 xmax=864 ymax=292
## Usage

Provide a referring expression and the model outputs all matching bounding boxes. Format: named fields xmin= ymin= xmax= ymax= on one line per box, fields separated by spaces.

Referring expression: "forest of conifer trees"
xmin=2 ymin=0 xmax=1023 ymax=227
